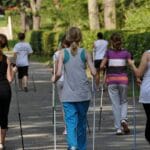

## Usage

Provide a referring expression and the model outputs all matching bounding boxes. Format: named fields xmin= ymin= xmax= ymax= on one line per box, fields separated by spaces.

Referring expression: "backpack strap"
xmin=80 ymin=48 xmax=86 ymax=64
xmin=63 ymin=48 xmax=70 ymax=64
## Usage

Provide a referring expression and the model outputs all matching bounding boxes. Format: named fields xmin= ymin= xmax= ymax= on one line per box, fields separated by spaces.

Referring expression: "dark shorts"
xmin=94 ymin=59 xmax=102 ymax=69
xmin=17 ymin=66 xmax=28 ymax=79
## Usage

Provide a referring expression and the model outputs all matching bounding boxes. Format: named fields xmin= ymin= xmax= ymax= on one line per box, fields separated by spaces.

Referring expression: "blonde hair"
xmin=65 ymin=27 xmax=82 ymax=56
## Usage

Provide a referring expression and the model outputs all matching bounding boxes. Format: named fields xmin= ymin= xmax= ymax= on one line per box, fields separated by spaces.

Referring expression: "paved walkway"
xmin=4 ymin=58 xmax=150 ymax=150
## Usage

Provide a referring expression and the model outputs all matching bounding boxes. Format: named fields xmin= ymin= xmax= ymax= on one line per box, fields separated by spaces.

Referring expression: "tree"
xmin=19 ymin=1 xmax=32 ymax=32
xmin=103 ymin=0 xmax=116 ymax=30
xmin=30 ymin=0 xmax=42 ymax=30
xmin=53 ymin=0 xmax=60 ymax=9
xmin=88 ymin=0 xmax=100 ymax=30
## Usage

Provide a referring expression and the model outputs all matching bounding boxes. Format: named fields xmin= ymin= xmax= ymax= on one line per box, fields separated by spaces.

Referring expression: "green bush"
xmin=8 ymin=39 xmax=18 ymax=50
xmin=42 ymin=31 xmax=56 ymax=56
xmin=30 ymin=31 xmax=43 ymax=54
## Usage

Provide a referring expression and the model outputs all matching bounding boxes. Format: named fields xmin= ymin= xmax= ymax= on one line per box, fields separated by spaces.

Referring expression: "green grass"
xmin=0 ymin=17 xmax=7 ymax=27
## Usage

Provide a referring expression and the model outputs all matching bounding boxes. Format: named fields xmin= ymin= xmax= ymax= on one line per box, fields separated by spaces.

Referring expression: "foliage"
xmin=124 ymin=7 xmax=150 ymax=30
xmin=30 ymin=31 xmax=43 ymax=54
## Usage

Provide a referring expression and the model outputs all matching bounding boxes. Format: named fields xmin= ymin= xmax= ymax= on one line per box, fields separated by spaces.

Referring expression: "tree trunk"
xmin=20 ymin=12 xmax=26 ymax=32
xmin=33 ymin=16 xmax=40 ymax=31
xmin=103 ymin=0 xmax=116 ymax=30
xmin=53 ymin=0 xmax=60 ymax=9
xmin=88 ymin=0 xmax=100 ymax=30
xmin=30 ymin=0 xmax=42 ymax=30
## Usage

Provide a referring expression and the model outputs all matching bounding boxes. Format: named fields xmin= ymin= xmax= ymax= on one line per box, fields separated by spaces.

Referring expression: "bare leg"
xmin=0 ymin=129 xmax=6 ymax=145
xmin=22 ymin=76 xmax=28 ymax=88
xmin=0 ymin=128 xmax=1 ymax=144
xmin=95 ymin=69 xmax=100 ymax=90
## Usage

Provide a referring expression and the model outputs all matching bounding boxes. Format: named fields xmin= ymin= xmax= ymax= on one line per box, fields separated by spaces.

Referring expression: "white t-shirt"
xmin=13 ymin=42 xmax=33 ymax=66
xmin=53 ymin=51 xmax=64 ymax=82
xmin=94 ymin=39 xmax=108 ymax=60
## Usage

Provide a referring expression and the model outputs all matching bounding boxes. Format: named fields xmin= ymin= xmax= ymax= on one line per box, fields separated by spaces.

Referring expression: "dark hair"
xmin=18 ymin=32 xmax=25 ymax=40
xmin=110 ymin=33 xmax=122 ymax=50
xmin=0 ymin=34 xmax=8 ymax=49
xmin=97 ymin=32 xmax=103 ymax=39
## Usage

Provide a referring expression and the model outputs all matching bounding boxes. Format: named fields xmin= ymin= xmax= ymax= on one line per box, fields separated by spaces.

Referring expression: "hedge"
xmin=28 ymin=29 xmax=150 ymax=62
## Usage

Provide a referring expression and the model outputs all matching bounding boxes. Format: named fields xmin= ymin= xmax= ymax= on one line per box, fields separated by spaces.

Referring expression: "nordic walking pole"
xmin=92 ymin=50 xmax=96 ymax=150
xmin=98 ymin=71 xmax=106 ymax=131
xmin=30 ymin=68 xmax=36 ymax=92
xmin=14 ymin=74 xmax=24 ymax=150
xmin=52 ymin=54 xmax=57 ymax=150
xmin=87 ymin=118 xmax=91 ymax=134
xmin=131 ymin=71 xmax=136 ymax=150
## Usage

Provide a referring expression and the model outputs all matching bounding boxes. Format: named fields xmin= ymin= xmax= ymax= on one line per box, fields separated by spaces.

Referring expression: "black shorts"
xmin=17 ymin=66 xmax=28 ymax=79
xmin=94 ymin=59 xmax=102 ymax=69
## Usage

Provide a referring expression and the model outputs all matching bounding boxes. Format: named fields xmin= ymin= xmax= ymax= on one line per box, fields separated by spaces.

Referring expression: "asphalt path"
xmin=3 ymin=58 xmax=150 ymax=150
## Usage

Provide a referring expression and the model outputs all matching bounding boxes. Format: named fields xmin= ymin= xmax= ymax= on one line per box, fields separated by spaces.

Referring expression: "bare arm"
xmin=7 ymin=58 xmax=16 ymax=83
xmin=100 ymin=57 xmax=108 ymax=70
xmin=86 ymin=52 xmax=96 ymax=76
xmin=136 ymin=52 xmax=148 ymax=77
xmin=129 ymin=52 xmax=148 ymax=78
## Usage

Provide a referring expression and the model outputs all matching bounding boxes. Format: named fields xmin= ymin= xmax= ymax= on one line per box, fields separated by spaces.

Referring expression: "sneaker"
xmin=24 ymin=87 xmax=28 ymax=92
xmin=121 ymin=120 xmax=130 ymax=134
xmin=0 ymin=143 xmax=3 ymax=149
xmin=68 ymin=146 xmax=77 ymax=150
xmin=63 ymin=129 xmax=67 ymax=135
xmin=116 ymin=129 xmax=123 ymax=135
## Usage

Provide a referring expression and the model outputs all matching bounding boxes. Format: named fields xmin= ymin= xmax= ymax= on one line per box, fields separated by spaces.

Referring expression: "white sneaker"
xmin=116 ymin=129 xmax=123 ymax=135
xmin=0 ymin=143 xmax=3 ymax=149
xmin=69 ymin=146 xmax=77 ymax=150
xmin=63 ymin=129 xmax=67 ymax=135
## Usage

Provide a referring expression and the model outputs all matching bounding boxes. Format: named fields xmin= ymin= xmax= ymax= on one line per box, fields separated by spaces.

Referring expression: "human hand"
xmin=51 ymin=75 xmax=56 ymax=83
xmin=136 ymin=78 xmax=141 ymax=86
xmin=12 ymin=66 xmax=17 ymax=73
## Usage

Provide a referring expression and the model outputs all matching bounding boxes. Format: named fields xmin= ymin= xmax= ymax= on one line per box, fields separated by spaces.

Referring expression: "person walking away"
xmin=131 ymin=49 xmax=150 ymax=144
xmin=53 ymin=34 xmax=69 ymax=135
xmin=13 ymin=32 xmax=33 ymax=92
xmin=0 ymin=34 xmax=17 ymax=149
xmin=93 ymin=32 xmax=108 ymax=91
xmin=52 ymin=27 xmax=96 ymax=150
xmin=100 ymin=33 xmax=133 ymax=135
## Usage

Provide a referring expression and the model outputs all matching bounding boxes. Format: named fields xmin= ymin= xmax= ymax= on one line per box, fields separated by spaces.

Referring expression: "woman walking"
xmin=0 ymin=34 xmax=16 ymax=149
xmin=52 ymin=27 xmax=96 ymax=150
xmin=100 ymin=33 xmax=133 ymax=135
xmin=131 ymin=50 xmax=150 ymax=143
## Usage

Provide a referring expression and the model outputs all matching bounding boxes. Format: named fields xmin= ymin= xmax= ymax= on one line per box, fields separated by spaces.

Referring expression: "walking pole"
xmin=92 ymin=50 xmax=96 ymax=150
xmin=98 ymin=71 xmax=106 ymax=131
xmin=52 ymin=54 xmax=57 ymax=150
xmin=14 ymin=74 xmax=25 ymax=150
xmin=87 ymin=118 xmax=91 ymax=134
xmin=92 ymin=73 xmax=96 ymax=150
xmin=30 ymin=68 xmax=36 ymax=92
xmin=131 ymin=72 xmax=137 ymax=150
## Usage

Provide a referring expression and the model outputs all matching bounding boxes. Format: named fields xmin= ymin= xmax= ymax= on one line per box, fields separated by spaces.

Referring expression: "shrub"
xmin=42 ymin=31 xmax=56 ymax=56
xmin=30 ymin=31 xmax=43 ymax=54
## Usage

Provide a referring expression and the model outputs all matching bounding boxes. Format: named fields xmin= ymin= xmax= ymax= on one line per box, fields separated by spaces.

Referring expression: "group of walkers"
xmin=0 ymin=26 xmax=150 ymax=150
xmin=52 ymin=27 xmax=150 ymax=150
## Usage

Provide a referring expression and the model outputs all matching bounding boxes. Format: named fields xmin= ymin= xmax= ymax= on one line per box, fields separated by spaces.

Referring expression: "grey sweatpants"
xmin=108 ymin=84 xmax=128 ymax=129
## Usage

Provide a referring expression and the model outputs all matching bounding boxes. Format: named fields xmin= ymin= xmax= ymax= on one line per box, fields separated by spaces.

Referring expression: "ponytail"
xmin=70 ymin=41 xmax=78 ymax=56
xmin=110 ymin=33 xmax=122 ymax=51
